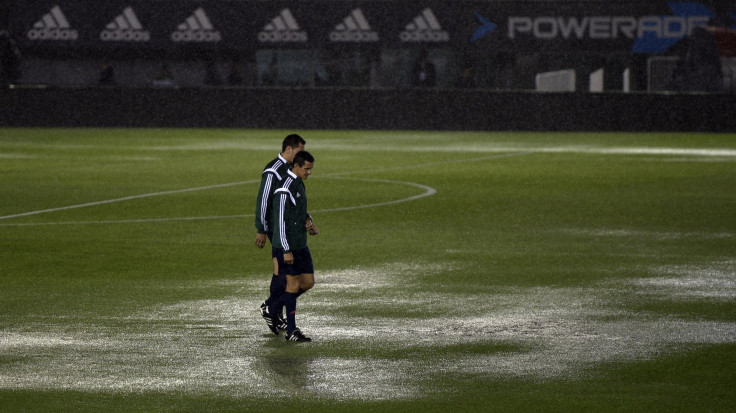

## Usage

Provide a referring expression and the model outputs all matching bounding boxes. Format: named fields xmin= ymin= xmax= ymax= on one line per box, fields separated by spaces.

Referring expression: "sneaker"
xmin=259 ymin=302 xmax=279 ymax=335
xmin=277 ymin=314 xmax=288 ymax=331
xmin=285 ymin=328 xmax=312 ymax=342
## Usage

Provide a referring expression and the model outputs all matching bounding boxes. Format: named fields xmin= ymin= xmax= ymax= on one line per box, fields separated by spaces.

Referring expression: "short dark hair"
xmin=293 ymin=150 xmax=314 ymax=167
xmin=282 ymin=134 xmax=306 ymax=152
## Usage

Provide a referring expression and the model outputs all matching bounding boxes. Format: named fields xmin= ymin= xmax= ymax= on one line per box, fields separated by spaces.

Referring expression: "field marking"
xmin=0 ymin=153 xmax=37 ymax=159
xmin=0 ymin=181 xmax=255 ymax=220
xmin=322 ymin=177 xmax=436 ymax=212
xmin=0 ymin=177 xmax=437 ymax=226
xmin=0 ymin=153 xmax=524 ymax=226
xmin=329 ymin=152 xmax=532 ymax=176
xmin=303 ymin=144 xmax=736 ymax=157
xmin=4 ymin=136 xmax=736 ymax=157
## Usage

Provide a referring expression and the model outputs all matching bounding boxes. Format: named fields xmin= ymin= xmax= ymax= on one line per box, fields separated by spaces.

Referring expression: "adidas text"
xmin=27 ymin=28 xmax=78 ymax=40
xmin=172 ymin=31 xmax=221 ymax=42
xmin=101 ymin=30 xmax=149 ymax=41
xmin=329 ymin=31 xmax=378 ymax=42
xmin=399 ymin=30 xmax=449 ymax=42
xmin=258 ymin=31 xmax=307 ymax=43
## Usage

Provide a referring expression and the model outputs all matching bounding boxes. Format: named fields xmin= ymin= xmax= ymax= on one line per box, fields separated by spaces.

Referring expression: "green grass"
xmin=1 ymin=128 xmax=735 ymax=412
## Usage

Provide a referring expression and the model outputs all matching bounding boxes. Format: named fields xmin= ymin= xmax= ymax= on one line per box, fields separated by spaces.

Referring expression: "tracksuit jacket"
xmin=254 ymin=154 xmax=289 ymax=234
xmin=273 ymin=169 xmax=309 ymax=254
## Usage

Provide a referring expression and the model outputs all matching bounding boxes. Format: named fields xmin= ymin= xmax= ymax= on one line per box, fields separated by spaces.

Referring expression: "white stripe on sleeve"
xmin=260 ymin=174 xmax=273 ymax=231
xmin=278 ymin=193 xmax=289 ymax=251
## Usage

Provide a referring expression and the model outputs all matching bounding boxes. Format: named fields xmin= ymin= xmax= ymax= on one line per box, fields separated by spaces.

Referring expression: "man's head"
xmin=292 ymin=150 xmax=314 ymax=180
xmin=281 ymin=134 xmax=306 ymax=163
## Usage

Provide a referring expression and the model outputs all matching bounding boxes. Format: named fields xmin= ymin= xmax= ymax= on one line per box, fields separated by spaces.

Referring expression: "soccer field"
xmin=1 ymin=129 xmax=735 ymax=412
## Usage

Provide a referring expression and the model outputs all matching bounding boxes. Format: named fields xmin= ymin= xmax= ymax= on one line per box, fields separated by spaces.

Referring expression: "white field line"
xmin=547 ymin=146 xmax=736 ymax=157
xmin=4 ymin=138 xmax=736 ymax=156
xmin=319 ymin=177 xmax=436 ymax=213
xmin=327 ymin=152 xmax=533 ymax=176
xmin=5 ymin=143 xmax=729 ymax=225
xmin=303 ymin=144 xmax=736 ymax=157
xmin=0 ymin=178 xmax=436 ymax=226
xmin=0 ymin=181 xmax=255 ymax=220
xmin=0 ymin=215 xmax=249 ymax=226
xmin=0 ymin=153 xmax=523 ymax=225
xmin=100 ymin=141 xmax=736 ymax=157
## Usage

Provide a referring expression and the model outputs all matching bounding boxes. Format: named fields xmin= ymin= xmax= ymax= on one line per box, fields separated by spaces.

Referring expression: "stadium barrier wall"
xmin=1 ymin=87 xmax=735 ymax=132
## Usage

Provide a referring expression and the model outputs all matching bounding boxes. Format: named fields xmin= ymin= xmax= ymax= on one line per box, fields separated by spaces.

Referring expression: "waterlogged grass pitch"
xmin=1 ymin=129 xmax=735 ymax=412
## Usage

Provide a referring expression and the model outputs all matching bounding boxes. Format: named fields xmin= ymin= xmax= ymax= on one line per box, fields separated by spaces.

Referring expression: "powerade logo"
xmin=477 ymin=2 xmax=715 ymax=53
xmin=471 ymin=12 xmax=497 ymax=42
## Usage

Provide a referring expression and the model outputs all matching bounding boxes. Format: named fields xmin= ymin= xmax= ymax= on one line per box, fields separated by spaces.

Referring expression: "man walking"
xmin=255 ymin=134 xmax=305 ymax=334
xmin=267 ymin=150 xmax=318 ymax=341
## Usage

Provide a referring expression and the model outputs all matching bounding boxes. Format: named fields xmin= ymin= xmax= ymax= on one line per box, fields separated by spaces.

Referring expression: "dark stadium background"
xmin=2 ymin=0 xmax=735 ymax=130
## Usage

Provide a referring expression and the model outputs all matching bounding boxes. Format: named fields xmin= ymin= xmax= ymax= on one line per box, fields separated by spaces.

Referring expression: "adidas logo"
xmin=26 ymin=5 xmax=78 ymax=40
xmin=329 ymin=8 xmax=378 ymax=43
xmin=400 ymin=8 xmax=449 ymax=43
xmin=100 ymin=7 xmax=150 ymax=42
xmin=258 ymin=8 xmax=307 ymax=43
xmin=171 ymin=7 xmax=221 ymax=42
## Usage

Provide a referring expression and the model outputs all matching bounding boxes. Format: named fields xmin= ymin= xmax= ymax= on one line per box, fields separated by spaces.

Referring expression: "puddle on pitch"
xmin=1 ymin=260 xmax=735 ymax=401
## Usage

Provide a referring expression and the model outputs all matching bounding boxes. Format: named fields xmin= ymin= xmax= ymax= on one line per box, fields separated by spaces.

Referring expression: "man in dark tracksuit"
xmin=255 ymin=134 xmax=305 ymax=334
xmin=267 ymin=150 xmax=318 ymax=342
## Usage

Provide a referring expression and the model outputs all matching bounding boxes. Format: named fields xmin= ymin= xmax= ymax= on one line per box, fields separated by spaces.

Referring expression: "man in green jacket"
xmin=255 ymin=134 xmax=305 ymax=334
xmin=267 ymin=150 xmax=318 ymax=342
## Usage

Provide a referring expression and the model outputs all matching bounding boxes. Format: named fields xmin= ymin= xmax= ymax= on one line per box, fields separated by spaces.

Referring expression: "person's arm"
xmin=306 ymin=215 xmax=318 ymax=235
xmin=254 ymin=172 xmax=273 ymax=247
xmin=254 ymin=233 xmax=267 ymax=248
xmin=274 ymin=183 xmax=299 ymax=264
xmin=273 ymin=187 xmax=293 ymax=254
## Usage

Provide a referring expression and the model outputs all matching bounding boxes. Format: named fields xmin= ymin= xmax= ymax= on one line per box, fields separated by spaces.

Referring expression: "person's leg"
xmin=283 ymin=274 xmax=301 ymax=335
xmin=264 ymin=257 xmax=287 ymax=330
xmin=265 ymin=239 xmax=285 ymax=303
xmin=298 ymin=273 xmax=314 ymax=293
xmin=264 ymin=257 xmax=283 ymax=306
xmin=294 ymin=247 xmax=315 ymax=297
xmin=262 ymin=248 xmax=286 ymax=334
xmin=278 ymin=248 xmax=315 ymax=341
xmin=259 ymin=257 xmax=283 ymax=333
